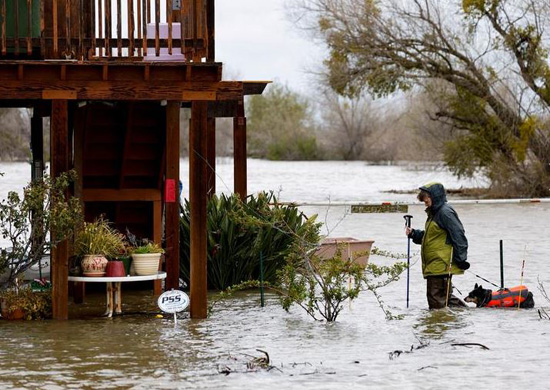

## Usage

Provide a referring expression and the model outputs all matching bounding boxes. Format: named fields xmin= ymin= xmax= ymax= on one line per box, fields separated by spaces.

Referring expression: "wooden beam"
xmin=233 ymin=100 xmax=247 ymax=201
xmin=0 ymin=80 xmax=243 ymax=101
xmin=243 ymin=81 xmax=271 ymax=95
xmin=207 ymin=100 xmax=238 ymax=118
xmin=189 ymin=100 xmax=208 ymax=319
xmin=165 ymin=101 xmax=180 ymax=290
xmin=206 ymin=117 xmax=215 ymax=197
xmin=82 ymin=189 xmax=161 ymax=202
xmin=50 ymin=99 xmax=70 ymax=320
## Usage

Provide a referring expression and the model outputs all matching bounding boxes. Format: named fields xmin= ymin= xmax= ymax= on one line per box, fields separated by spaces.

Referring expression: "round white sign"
xmin=158 ymin=290 xmax=190 ymax=313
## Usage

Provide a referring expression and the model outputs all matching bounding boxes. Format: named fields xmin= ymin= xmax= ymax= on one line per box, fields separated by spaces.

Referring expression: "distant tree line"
xmin=6 ymin=0 xmax=550 ymax=199
xmin=291 ymin=0 xmax=550 ymax=197
xmin=243 ymin=83 xmax=449 ymax=163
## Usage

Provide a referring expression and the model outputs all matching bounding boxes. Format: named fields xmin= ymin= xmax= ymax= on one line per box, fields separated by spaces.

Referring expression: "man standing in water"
xmin=405 ymin=182 xmax=469 ymax=309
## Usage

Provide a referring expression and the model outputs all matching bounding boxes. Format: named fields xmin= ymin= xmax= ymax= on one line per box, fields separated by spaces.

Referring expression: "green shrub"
xmin=0 ymin=171 xmax=82 ymax=289
xmin=0 ymin=286 xmax=52 ymax=320
xmin=180 ymin=192 xmax=312 ymax=290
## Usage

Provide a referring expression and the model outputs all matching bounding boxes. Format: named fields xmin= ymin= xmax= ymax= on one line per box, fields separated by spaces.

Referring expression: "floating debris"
xmin=388 ymin=340 xmax=430 ymax=360
xmin=418 ymin=366 xmax=438 ymax=371
xmin=451 ymin=343 xmax=490 ymax=350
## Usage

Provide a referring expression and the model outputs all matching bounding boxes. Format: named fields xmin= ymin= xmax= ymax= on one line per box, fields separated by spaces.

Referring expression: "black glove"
xmin=456 ymin=260 xmax=470 ymax=270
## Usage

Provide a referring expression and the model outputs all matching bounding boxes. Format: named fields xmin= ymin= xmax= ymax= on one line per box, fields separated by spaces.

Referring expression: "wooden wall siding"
xmin=0 ymin=0 xmax=210 ymax=61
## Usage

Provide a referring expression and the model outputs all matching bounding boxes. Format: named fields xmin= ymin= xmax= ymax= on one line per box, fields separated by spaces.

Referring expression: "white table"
xmin=68 ymin=272 xmax=167 ymax=317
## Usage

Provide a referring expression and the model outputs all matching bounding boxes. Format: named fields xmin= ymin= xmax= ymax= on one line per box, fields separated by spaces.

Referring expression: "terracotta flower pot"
xmin=131 ymin=253 xmax=161 ymax=276
xmin=81 ymin=255 xmax=109 ymax=277
xmin=105 ymin=261 xmax=126 ymax=277
xmin=1 ymin=299 xmax=25 ymax=320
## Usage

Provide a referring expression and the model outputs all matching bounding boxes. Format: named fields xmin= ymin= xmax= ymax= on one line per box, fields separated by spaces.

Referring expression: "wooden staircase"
xmin=75 ymin=101 xmax=167 ymax=241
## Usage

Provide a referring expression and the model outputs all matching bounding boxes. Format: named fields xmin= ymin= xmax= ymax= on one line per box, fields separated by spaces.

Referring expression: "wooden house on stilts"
xmin=1 ymin=0 xmax=268 ymax=319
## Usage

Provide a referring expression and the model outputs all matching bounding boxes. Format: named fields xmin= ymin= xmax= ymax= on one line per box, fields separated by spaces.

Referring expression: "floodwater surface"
xmin=0 ymin=160 xmax=549 ymax=389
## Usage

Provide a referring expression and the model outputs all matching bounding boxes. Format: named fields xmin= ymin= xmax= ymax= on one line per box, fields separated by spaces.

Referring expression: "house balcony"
xmin=0 ymin=0 xmax=213 ymax=62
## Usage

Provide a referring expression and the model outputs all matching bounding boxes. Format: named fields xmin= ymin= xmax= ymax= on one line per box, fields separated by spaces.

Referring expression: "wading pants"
xmin=426 ymin=276 xmax=467 ymax=309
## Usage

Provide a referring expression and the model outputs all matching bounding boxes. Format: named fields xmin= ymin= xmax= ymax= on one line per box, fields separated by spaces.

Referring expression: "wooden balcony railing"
xmin=0 ymin=0 xmax=213 ymax=61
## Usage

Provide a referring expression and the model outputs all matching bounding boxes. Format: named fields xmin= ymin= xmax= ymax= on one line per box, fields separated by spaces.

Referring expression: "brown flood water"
xmin=1 ymin=160 xmax=549 ymax=389
xmin=1 ymin=203 xmax=550 ymax=389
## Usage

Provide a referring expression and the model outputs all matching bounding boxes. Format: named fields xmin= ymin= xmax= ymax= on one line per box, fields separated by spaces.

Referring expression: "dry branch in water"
xmin=451 ymin=343 xmax=490 ymax=350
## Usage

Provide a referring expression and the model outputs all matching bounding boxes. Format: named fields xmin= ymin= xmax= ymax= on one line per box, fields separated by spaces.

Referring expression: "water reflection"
xmin=413 ymin=308 xmax=468 ymax=340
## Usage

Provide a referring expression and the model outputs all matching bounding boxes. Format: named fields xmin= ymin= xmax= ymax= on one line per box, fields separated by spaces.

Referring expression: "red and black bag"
xmin=486 ymin=286 xmax=533 ymax=308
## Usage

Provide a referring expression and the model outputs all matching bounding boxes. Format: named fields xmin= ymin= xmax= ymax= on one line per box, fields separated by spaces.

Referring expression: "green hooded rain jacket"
xmin=409 ymin=182 xmax=468 ymax=278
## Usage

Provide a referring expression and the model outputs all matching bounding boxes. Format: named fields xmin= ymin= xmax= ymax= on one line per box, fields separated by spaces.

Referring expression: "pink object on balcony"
xmin=144 ymin=23 xmax=186 ymax=61
xmin=314 ymin=237 xmax=374 ymax=267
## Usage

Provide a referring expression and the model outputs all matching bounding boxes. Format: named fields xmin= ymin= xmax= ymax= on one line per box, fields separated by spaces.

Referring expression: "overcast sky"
xmin=215 ymin=1 xmax=326 ymax=92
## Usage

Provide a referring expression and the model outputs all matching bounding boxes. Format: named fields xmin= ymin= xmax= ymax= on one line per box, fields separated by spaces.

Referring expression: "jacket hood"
xmin=419 ymin=182 xmax=447 ymax=211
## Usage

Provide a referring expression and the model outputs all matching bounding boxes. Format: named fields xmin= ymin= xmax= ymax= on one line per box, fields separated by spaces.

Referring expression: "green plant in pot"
xmin=130 ymin=241 xmax=164 ymax=276
xmin=113 ymin=244 xmax=132 ymax=277
xmin=74 ymin=218 xmax=125 ymax=277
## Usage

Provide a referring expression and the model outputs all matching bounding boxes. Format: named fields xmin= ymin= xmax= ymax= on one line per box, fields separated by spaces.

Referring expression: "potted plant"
xmin=112 ymin=245 xmax=132 ymax=277
xmin=74 ymin=218 xmax=125 ymax=277
xmin=130 ymin=241 xmax=164 ymax=276
xmin=0 ymin=283 xmax=52 ymax=320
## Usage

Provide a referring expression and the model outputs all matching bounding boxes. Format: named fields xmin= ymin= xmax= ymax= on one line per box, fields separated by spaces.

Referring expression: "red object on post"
xmin=165 ymin=179 xmax=176 ymax=203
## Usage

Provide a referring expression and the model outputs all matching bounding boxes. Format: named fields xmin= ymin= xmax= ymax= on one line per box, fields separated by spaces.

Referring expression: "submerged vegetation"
xmin=202 ymin=193 xmax=406 ymax=322
xmin=179 ymin=192 xmax=311 ymax=290
xmin=0 ymin=285 xmax=52 ymax=320
xmin=213 ymin=247 xmax=406 ymax=322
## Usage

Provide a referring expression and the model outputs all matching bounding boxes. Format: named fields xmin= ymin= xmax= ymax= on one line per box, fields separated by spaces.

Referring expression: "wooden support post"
xmin=165 ymin=101 xmax=180 ymax=290
xmin=206 ymin=117 xmax=215 ymax=198
xmin=233 ymin=99 xmax=247 ymax=201
xmin=30 ymin=114 xmax=44 ymax=182
xmin=72 ymin=105 xmax=85 ymax=304
xmin=30 ymin=110 xmax=48 ymax=291
xmin=189 ymin=101 xmax=208 ymax=319
xmin=50 ymin=100 xmax=70 ymax=320
xmin=153 ymin=199 xmax=162 ymax=295
xmin=206 ymin=0 xmax=214 ymax=61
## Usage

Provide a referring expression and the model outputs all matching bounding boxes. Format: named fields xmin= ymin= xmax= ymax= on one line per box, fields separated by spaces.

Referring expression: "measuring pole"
xmin=404 ymin=215 xmax=413 ymax=308
xmin=499 ymin=240 xmax=504 ymax=289
xmin=260 ymin=251 xmax=265 ymax=307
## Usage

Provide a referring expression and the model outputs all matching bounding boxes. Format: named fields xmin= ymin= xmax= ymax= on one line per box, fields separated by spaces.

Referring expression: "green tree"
xmin=296 ymin=0 xmax=550 ymax=196
xmin=247 ymin=84 xmax=318 ymax=160
xmin=0 ymin=171 xmax=82 ymax=289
